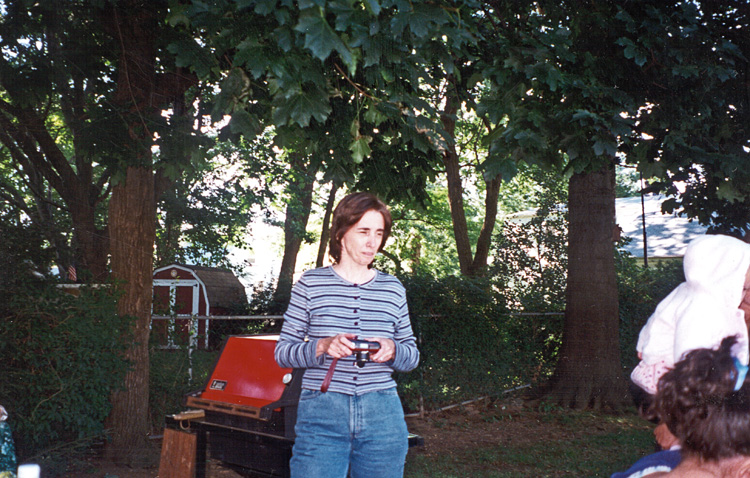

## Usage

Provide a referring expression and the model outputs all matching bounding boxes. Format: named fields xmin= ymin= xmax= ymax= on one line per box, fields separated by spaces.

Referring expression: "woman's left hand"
xmin=366 ymin=337 xmax=396 ymax=363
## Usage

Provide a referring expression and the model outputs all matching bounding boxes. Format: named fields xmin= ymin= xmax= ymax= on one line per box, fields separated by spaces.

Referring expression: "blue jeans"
xmin=290 ymin=388 xmax=409 ymax=478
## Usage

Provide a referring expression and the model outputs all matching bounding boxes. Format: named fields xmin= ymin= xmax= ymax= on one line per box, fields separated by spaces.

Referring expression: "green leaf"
xmin=593 ymin=138 xmax=617 ymax=157
xmin=251 ymin=0 xmax=278 ymax=15
xmin=717 ymin=181 xmax=744 ymax=203
xmin=349 ymin=136 xmax=372 ymax=163
xmin=294 ymin=8 xmax=353 ymax=68
xmin=364 ymin=0 xmax=381 ymax=15
xmin=166 ymin=7 xmax=190 ymax=28
xmin=481 ymin=155 xmax=518 ymax=182
xmin=167 ymin=38 xmax=217 ymax=79
xmin=298 ymin=0 xmax=325 ymax=9
xmin=272 ymin=90 xmax=332 ymax=127
xmin=229 ymin=109 xmax=262 ymax=139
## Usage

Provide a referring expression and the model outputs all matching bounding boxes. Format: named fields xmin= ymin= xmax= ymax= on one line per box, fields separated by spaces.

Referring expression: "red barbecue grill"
xmin=161 ymin=334 xmax=422 ymax=478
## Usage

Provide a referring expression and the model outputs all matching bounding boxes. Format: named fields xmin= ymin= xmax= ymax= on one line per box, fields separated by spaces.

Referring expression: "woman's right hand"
xmin=316 ymin=333 xmax=357 ymax=358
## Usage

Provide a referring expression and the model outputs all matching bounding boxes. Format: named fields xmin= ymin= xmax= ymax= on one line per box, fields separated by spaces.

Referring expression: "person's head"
xmin=682 ymin=235 xmax=750 ymax=314
xmin=652 ymin=336 xmax=750 ymax=461
xmin=329 ymin=192 xmax=392 ymax=266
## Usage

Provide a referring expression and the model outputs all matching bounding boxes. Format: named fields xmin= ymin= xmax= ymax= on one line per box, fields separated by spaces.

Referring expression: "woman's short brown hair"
xmin=328 ymin=192 xmax=392 ymax=265
xmin=651 ymin=336 xmax=750 ymax=461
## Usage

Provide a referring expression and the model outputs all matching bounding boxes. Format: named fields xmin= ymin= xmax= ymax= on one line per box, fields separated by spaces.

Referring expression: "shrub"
xmin=398 ymin=274 xmax=531 ymax=410
xmin=0 ymin=278 xmax=131 ymax=461
xmin=617 ymin=253 xmax=684 ymax=371
xmin=149 ymin=347 xmax=219 ymax=431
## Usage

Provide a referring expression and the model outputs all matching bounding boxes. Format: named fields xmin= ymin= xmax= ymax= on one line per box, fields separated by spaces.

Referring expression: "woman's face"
xmin=339 ymin=210 xmax=385 ymax=268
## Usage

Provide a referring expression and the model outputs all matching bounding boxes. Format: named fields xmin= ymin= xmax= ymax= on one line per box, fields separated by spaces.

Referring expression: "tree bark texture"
xmin=441 ymin=90 xmax=502 ymax=277
xmin=544 ymin=164 xmax=629 ymax=409
xmin=104 ymin=0 xmax=159 ymax=464
xmin=106 ymin=166 xmax=156 ymax=464
xmin=315 ymin=181 xmax=340 ymax=268
xmin=440 ymin=94 xmax=474 ymax=276
xmin=273 ymin=157 xmax=318 ymax=310
xmin=469 ymin=174 xmax=502 ymax=276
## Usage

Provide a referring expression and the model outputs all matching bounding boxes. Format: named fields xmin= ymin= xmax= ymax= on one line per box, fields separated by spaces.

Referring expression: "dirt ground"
xmin=56 ymin=394 xmax=642 ymax=477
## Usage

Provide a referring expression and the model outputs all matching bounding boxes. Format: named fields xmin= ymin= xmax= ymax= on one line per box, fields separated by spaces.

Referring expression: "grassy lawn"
xmin=149 ymin=348 xmax=657 ymax=478
xmin=404 ymin=399 xmax=656 ymax=478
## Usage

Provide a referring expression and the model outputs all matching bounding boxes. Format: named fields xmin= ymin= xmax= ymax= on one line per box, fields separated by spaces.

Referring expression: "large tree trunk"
xmin=104 ymin=0 xmax=159 ymax=464
xmin=543 ymin=164 xmax=629 ymax=409
xmin=105 ymin=167 xmax=156 ymax=464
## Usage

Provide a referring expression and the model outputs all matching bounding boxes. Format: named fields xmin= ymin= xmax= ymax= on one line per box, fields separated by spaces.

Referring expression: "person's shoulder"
xmin=610 ymin=450 xmax=681 ymax=478
xmin=296 ymin=266 xmax=336 ymax=284
xmin=373 ymin=270 xmax=405 ymax=289
xmin=300 ymin=266 xmax=335 ymax=279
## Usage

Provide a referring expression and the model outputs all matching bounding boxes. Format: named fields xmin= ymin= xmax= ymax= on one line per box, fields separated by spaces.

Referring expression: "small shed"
xmin=153 ymin=264 xmax=247 ymax=349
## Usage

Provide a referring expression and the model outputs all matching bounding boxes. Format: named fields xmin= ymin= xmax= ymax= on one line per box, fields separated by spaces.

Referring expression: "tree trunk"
xmin=315 ymin=180 xmax=340 ymax=268
xmin=468 ymin=174 xmax=502 ymax=276
xmin=441 ymin=94 xmax=474 ymax=275
xmin=441 ymin=90 xmax=502 ymax=277
xmin=272 ymin=157 xmax=318 ymax=310
xmin=104 ymin=0 xmax=159 ymax=464
xmin=68 ymin=193 xmax=109 ymax=280
xmin=543 ymin=164 xmax=629 ymax=409
xmin=105 ymin=166 xmax=156 ymax=464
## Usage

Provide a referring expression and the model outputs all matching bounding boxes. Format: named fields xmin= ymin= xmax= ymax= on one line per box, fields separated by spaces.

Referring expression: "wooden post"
xmin=158 ymin=428 xmax=197 ymax=478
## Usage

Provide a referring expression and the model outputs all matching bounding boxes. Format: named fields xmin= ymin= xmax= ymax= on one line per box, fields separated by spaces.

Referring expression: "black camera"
xmin=350 ymin=339 xmax=381 ymax=368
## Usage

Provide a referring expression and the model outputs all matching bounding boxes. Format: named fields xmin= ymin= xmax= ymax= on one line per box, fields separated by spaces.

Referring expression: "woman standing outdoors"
xmin=275 ymin=192 xmax=420 ymax=478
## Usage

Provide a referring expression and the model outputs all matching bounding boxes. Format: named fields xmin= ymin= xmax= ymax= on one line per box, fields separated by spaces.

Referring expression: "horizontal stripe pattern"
xmin=275 ymin=266 xmax=419 ymax=395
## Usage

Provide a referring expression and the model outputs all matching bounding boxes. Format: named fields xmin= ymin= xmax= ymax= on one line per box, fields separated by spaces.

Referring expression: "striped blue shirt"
xmin=275 ymin=266 xmax=419 ymax=395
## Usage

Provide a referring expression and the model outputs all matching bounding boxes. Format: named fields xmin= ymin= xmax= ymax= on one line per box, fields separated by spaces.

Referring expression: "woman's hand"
xmin=367 ymin=337 xmax=396 ymax=363
xmin=316 ymin=333 xmax=357 ymax=358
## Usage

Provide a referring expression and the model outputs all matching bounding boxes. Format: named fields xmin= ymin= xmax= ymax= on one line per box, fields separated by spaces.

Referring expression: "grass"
xmin=148 ymin=346 xmax=657 ymax=477
xmin=404 ymin=402 xmax=656 ymax=478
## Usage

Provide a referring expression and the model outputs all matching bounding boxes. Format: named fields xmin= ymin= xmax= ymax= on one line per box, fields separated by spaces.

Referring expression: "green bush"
xmin=0 ymin=279 xmax=131 ymax=460
xmin=616 ymin=252 xmax=684 ymax=371
xmin=398 ymin=275 xmax=532 ymax=410
xmin=149 ymin=347 xmax=219 ymax=431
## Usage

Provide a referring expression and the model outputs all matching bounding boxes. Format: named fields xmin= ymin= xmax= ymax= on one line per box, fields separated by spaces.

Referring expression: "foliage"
xmin=399 ymin=274 xmax=527 ymax=410
xmin=491 ymin=168 xmax=568 ymax=314
xmin=155 ymin=132 xmax=283 ymax=272
xmin=148 ymin=348 xmax=219 ymax=431
xmin=616 ymin=253 xmax=684 ymax=372
xmin=377 ymin=185 xmax=466 ymax=277
xmin=617 ymin=2 xmax=750 ymax=235
xmin=0 ymin=279 xmax=131 ymax=461
xmin=616 ymin=166 xmax=642 ymax=199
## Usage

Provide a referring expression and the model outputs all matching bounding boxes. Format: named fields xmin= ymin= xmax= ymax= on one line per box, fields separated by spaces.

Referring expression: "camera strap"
xmin=320 ymin=357 xmax=339 ymax=393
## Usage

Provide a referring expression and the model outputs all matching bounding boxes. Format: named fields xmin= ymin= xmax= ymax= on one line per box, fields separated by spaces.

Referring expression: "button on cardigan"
xmin=275 ymin=266 xmax=420 ymax=395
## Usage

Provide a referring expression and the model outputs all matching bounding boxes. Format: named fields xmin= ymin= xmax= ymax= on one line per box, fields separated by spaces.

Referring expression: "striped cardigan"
xmin=275 ymin=266 xmax=419 ymax=395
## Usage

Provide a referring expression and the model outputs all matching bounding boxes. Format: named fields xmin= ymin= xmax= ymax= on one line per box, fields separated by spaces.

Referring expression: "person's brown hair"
xmin=651 ymin=336 xmax=750 ymax=461
xmin=328 ymin=192 xmax=392 ymax=266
